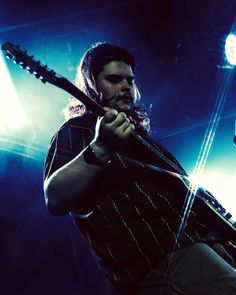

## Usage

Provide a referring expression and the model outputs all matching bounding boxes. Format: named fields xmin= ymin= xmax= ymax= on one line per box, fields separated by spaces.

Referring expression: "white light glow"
xmin=190 ymin=170 xmax=236 ymax=218
xmin=0 ymin=50 xmax=27 ymax=131
xmin=225 ymin=34 xmax=236 ymax=65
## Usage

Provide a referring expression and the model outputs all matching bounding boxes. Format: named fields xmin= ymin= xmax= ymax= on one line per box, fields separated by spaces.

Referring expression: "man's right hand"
xmin=90 ymin=107 xmax=135 ymax=162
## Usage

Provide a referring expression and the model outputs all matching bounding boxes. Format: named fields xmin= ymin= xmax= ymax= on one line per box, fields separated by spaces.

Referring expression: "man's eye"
xmin=107 ymin=75 xmax=122 ymax=83
xmin=127 ymin=78 xmax=135 ymax=85
xmin=106 ymin=75 xmax=135 ymax=84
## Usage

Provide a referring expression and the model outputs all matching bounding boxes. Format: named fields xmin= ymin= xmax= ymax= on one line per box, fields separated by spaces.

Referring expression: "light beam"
xmin=0 ymin=48 xmax=27 ymax=131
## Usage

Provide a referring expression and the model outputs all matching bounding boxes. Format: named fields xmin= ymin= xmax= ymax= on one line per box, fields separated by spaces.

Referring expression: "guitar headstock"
xmin=1 ymin=42 xmax=60 ymax=85
xmin=1 ymin=41 xmax=104 ymax=116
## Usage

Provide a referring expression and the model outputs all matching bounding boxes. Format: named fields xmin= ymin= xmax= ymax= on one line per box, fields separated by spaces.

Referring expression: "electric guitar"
xmin=2 ymin=42 xmax=236 ymax=250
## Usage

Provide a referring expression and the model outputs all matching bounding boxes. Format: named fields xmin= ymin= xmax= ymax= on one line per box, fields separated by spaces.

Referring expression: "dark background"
xmin=0 ymin=1 xmax=236 ymax=294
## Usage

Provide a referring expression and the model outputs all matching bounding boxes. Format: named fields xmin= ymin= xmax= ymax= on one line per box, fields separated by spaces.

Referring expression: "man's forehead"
xmin=101 ymin=60 xmax=134 ymax=75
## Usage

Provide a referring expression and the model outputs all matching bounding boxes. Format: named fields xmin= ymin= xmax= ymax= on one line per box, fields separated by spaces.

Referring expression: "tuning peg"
xmin=40 ymin=77 xmax=46 ymax=84
xmin=34 ymin=60 xmax=41 ymax=70
xmin=34 ymin=72 xmax=41 ymax=79
xmin=26 ymin=66 xmax=31 ymax=71
xmin=47 ymin=69 xmax=56 ymax=78
xmin=13 ymin=59 xmax=20 ymax=64
xmin=6 ymin=53 xmax=13 ymax=59
xmin=19 ymin=62 xmax=27 ymax=69
xmin=27 ymin=68 xmax=34 ymax=74
xmin=49 ymin=70 xmax=56 ymax=75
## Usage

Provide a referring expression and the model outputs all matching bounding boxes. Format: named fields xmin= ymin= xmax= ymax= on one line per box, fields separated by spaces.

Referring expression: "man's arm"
xmin=44 ymin=108 xmax=134 ymax=216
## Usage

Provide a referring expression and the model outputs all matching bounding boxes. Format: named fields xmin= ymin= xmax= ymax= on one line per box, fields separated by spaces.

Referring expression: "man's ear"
xmin=134 ymin=83 xmax=141 ymax=106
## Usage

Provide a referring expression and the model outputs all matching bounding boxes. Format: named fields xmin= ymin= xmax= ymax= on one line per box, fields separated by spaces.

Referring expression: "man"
xmin=44 ymin=42 xmax=236 ymax=294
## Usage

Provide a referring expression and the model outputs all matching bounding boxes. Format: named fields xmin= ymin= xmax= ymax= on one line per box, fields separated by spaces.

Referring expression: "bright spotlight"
xmin=0 ymin=49 xmax=27 ymax=131
xmin=225 ymin=34 xmax=236 ymax=66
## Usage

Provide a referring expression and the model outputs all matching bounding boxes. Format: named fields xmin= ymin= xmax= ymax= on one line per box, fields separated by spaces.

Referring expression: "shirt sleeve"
xmin=43 ymin=121 xmax=94 ymax=181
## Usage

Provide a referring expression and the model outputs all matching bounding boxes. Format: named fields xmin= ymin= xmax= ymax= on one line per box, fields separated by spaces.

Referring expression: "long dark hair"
xmin=64 ymin=42 xmax=151 ymax=135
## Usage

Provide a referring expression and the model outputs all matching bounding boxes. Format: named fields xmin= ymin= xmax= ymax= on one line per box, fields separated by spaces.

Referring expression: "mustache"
xmin=102 ymin=93 xmax=133 ymax=102
xmin=116 ymin=94 xmax=133 ymax=101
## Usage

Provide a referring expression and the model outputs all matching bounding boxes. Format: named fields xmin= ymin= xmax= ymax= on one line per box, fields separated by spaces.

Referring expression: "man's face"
xmin=95 ymin=61 xmax=138 ymax=114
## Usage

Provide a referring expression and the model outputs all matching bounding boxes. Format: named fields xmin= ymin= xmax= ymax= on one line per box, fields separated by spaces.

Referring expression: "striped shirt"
xmin=44 ymin=114 xmax=217 ymax=294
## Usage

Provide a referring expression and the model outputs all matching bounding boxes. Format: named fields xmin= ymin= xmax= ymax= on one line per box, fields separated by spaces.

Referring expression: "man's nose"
xmin=120 ymin=78 xmax=130 ymax=91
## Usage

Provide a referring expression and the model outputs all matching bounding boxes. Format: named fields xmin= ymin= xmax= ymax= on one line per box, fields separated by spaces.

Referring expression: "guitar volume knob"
xmin=225 ymin=212 xmax=232 ymax=220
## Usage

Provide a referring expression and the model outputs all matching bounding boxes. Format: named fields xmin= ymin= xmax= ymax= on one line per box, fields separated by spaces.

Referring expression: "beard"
xmin=102 ymin=94 xmax=136 ymax=115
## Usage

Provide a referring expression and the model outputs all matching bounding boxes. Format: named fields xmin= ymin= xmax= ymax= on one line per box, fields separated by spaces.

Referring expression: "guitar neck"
xmin=57 ymin=78 xmax=105 ymax=117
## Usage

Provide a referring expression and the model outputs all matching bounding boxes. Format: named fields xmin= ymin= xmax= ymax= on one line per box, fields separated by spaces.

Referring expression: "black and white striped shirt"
xmin=44 ymin=114 xmax=217 ymax=294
